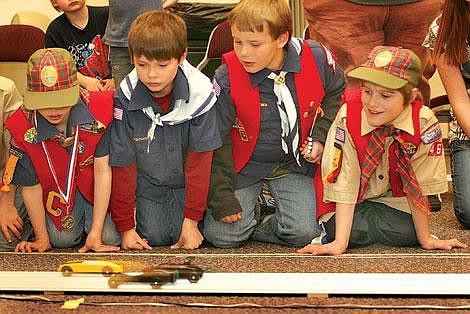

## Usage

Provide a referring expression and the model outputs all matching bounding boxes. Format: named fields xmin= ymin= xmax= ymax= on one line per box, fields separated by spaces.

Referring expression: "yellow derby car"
xmin=58 ymin=260 xmax=124 ymax=277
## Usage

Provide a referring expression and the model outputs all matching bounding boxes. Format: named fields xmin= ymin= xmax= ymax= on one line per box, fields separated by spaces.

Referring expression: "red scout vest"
xmin=222 ymin=41 xmax=325 ymax=172
xmin=222 ymin=41 xmax=331 ymax=217
xmin=315 ymin=88 xmax=423 ymax=218
xmin=5 ymin=91 xmax=114 ymax=230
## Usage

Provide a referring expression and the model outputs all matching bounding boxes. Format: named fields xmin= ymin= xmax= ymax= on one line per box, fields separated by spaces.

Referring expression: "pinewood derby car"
xmin=58 ymin=260 xmax=124 ymax=276
xmin=108 ymin=270 xmax=176 ymax=289
xmin=147 ymin=263 xmax=204 ymax=283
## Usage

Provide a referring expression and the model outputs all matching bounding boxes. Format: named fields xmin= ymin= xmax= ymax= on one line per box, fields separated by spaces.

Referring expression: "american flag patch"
xmin=113 ymin=107 xmax=123 ymax=120
xmin=212 ymin=78 xmax=221 ymax=96
xmin=335 ymin=127 xmax=345 ymax=143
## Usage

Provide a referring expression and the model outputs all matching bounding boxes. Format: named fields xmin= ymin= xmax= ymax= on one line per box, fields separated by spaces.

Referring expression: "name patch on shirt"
xmin=421 ymin=122 xmax=442 ymax=144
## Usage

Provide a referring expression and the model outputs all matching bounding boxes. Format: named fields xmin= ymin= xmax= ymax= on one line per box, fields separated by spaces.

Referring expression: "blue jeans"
xmin=135 ymin=176 xmax=186 ymax=246
xmin=47 ymin=191 xmax=120 ymax=248
xmin=204 ymin=172 xmax=321 ymax=248
xmin=109 ymin=46 xmax=134 ymax=87
xmin=0 ymin=187 xmax=33 ymax=251
xmin=450 ymin=140 xmax=470 ymax=228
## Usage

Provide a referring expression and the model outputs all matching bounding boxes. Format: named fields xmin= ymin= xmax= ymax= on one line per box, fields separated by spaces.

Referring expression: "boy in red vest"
xmin=299 ymin=46 xmax=466 ymax=255
xmin=204 ymin=0 xmax=345 ymax=248
xmin=0 ymin=48 xmax=120 ymax=253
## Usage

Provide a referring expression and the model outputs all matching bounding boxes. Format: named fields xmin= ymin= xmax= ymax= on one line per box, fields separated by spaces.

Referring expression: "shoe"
xmin=428 ymin=194 xmax=441 ymax=212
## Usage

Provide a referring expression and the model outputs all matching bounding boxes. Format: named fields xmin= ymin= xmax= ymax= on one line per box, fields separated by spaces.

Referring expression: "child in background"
xmin=46 ymin=0 xmax=114 ymax=91
xmin=298 ymin=46 xmax=466 ymax=256
xmin=109 ymin=11 xmax=221 ymax=250
xmin=1 ymin=48 xmax=120 ymax=252
xmin=204 ymin=0 xmax=345 ymax=248
xmin=0 ymin=76 xmax=25 ymax=251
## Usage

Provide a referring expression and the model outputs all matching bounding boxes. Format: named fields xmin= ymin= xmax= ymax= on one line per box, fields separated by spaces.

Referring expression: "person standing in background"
xmin=424 ymin=0 xmax=470 ymax=228
xmin=103 ymin=0 xmax=178 ymax=87
xmin=302 ymin=0 xmax=443 ymax=105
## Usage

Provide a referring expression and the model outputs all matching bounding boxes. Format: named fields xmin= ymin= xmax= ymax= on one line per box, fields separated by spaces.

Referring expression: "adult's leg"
xmin=386 ymin=1 xmax=444 ymax=105
xmin=109 ymin=46 xmax=134 ymax=87
xmin=252 ymin=172 xmax=321 ymax=247
xmin=450 ymin=140 xmax=470 ymax=228
xmin=203 ymin=181 xmax=262 ymax=248
xmin=302 ymin=0 xmax=386 ymax=77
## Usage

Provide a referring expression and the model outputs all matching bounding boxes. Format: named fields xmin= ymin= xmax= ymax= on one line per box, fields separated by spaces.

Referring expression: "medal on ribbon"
xmin=34 ymin=112 xmax=80 ymax=231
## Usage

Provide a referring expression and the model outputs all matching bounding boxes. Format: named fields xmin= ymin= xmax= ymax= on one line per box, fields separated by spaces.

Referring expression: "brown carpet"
xmin=1 ymin=191 xmax=470 ymax=313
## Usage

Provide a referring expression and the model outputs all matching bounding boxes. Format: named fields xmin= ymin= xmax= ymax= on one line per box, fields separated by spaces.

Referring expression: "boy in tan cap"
xmin=299 ymin=46 xmax=466 ymax=255
xmin=0 ymin=48 xmax=120 ymax=252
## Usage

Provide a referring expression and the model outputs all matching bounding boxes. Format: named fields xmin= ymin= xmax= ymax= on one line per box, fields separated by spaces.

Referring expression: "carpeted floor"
xmin=1 ymin=191 xmax=470 ymax=313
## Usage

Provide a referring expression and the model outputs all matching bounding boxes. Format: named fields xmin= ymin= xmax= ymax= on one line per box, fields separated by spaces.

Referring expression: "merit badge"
xmin=428 ymin=141 xmax=443 ymax=156
xmin=61 ymin=215 xmax=75 ymax=231
xmin=24 ymin=127 xmax=37 ymax=143
xmin=404 ymin=142 xmax=417 ymax=155
xmin=421 ymin=122 xmax=442 ymax=144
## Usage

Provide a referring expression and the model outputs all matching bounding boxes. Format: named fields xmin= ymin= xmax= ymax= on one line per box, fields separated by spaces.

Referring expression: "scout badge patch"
xmin=324 ymin=127 xmax=345 ymax=183
xmin=421 ymin=122 xmax=442 ymax=144
xmin=24 ymin=127 xmax=38 ymax=143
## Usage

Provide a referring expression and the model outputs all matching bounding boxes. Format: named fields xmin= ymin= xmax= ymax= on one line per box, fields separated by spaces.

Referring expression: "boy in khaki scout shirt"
xmin=299 ymin=46 xmax=466 ymax=256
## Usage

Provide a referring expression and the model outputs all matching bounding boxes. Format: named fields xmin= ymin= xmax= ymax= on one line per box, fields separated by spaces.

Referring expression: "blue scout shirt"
xmin=109 ymin=66 xmax=221 ymax=188
xmin=214 ymin=40 xmax=345 ymax=188
xmin=11 ymin=99 xmax=109 ymax=186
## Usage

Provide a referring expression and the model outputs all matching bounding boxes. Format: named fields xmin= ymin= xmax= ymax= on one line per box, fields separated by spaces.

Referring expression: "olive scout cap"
xmin=347 ymin=46 xmax=422 ymax=89
xmin=24 ymin=48 xmax=79 ymax=110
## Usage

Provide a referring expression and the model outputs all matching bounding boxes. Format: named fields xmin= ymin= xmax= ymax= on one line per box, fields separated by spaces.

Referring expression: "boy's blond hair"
xmin=229 ymin=0 xmax=292 ymax=40
xmin=128 ymin=10 xmax=187 ymax=61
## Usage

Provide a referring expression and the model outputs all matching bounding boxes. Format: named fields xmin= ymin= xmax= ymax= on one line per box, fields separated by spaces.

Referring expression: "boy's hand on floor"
xmin=171 ymin=218 xmax=203 ymax=250
xmin=297 ymin=240 xmax=346 ymax=256
xmin=78 ymin=231 xmax=120 ymax=253
xmin=420 ymin=237 xmax=467 ymax=250
xmin=220 ymin=212 xmax=242 ymax=224
xmin=14 ymin=239 xmax=51 ymax=253
xmin=0 ymin=204 xmax=23 ymax=242
xmin=121 ymin=229 xmax=152 ymax=250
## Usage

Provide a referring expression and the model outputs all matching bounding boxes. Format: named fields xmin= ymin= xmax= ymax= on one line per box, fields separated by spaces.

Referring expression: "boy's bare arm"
xmin=15 ymin=184 xmax=50 ymax=252
xmin=0 ymin=186 xmax=23 ymax=242
xmin=298 ymin=202 xmax=355 ymax=255
xmin=409 ymin=198 xmax=467 ymax=250
xmin=79 ymin=155 xmax=120 ymax=253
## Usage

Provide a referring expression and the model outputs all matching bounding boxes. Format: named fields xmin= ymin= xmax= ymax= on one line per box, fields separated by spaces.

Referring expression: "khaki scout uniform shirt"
xmin=321 ymin=102 xmax=448 ymax=220
xmin=0 ymin=77 xmax=22 ymax=172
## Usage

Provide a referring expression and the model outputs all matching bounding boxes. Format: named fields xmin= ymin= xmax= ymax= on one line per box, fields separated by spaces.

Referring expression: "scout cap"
xmin=24 ymin=48 xmax=79 ymax=110
xmin=347 ymin=46 xmax=422 ymax=89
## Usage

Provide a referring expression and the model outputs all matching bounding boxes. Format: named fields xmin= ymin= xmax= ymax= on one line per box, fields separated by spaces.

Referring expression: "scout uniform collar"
xmin=360 ymin=104 xmax=414 ymax=136
xmin=127 ymin=66 xmax=190 ymax=112
xmin=249 ymin=38 xmax=302 ymax=88
xmin=34 ymin=99 xmax=94 ymax=143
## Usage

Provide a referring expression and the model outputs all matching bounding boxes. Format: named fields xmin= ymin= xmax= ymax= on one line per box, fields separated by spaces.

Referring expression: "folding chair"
xmin=0 ymin=24 xmax=45 ymax=98
xmin=11 ymin=11 xmax=51 ymax=33
xmin=196 ymin=20 xmax=233 ymax=78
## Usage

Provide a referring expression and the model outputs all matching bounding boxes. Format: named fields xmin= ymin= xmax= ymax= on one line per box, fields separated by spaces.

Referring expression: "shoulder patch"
xmin=421 ymin=122 xmax=442 ymax=144
xmin=24 ymin=127 xmax=38 ymax=144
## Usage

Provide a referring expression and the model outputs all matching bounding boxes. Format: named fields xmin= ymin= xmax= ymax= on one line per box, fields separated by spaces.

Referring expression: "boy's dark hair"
xmin=229 ymin=0 xmax=292 ymax=41
xmin=128 ymin=10 xmax=187 ymax=61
